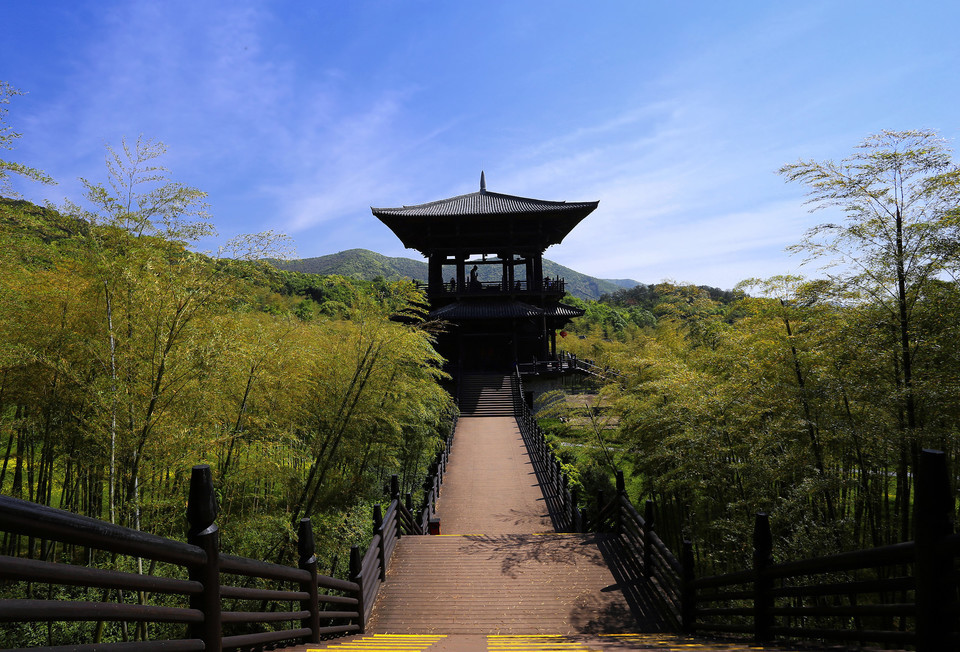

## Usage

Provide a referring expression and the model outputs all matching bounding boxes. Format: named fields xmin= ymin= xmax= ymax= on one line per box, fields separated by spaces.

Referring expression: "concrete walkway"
xmin=287 ymin=415 xmax=809 ymax=650
xmin=298 ymin=632 xmax=809 ymax=651
xmin=436 ymin=416 xmax=553 ymax=534
xmin=365 ymin=415 xmax=644 ymax=635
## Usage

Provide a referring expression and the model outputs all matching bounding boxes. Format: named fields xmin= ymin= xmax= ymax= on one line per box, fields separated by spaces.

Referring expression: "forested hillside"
xmin=0 ymin=139 xmax=454 ymax=618
xmin=549 ymin=130 xmax=960 ymax=574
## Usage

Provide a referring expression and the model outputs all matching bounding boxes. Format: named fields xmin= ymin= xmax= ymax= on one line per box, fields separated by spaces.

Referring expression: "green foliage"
xmin=0 ymin=139 xmax=453 ymax=645
xmin=0 ymin=81 xmax=55 ymax=196
xmin=552 ymin=133 xmax=960 ymax=573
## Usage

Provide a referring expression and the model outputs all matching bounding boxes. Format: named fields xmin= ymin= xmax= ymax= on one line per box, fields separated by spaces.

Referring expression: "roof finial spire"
xmin=480 ymin=170 xmax=486 ymax=192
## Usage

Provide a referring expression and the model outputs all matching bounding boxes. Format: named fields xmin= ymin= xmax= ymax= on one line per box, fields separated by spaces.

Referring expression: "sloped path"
xmin=288 ymin=414 xmax=807 ymax=650
xmin=298 ymin=632 xmax=810 ymax=651
xmin=366 ymin=415 xmax=653 ymax=635
xmin=435 ymin=416 xmax=553 ymax=535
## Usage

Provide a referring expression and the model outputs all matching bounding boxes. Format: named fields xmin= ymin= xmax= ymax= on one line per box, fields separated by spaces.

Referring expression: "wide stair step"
xmin=458 ymin=374 xmax=516 ymax=417
xmin=368 ymin=534 xmax=635 ymax=634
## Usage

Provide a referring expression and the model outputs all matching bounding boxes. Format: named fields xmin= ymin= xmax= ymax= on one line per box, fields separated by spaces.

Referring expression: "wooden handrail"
xmin=677 ymin=449 xmax=959 ymax=649
xmin=1 ymin=402 xmax=458 ymax=647
xmin=0 ymin=494 xmax=206 ymax=566
xmin=0 ymin=466 xmax=363 ymax=650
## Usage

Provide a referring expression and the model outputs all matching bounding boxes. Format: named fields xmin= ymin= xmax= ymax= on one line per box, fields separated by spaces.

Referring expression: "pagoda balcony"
xmin=418 ymin=278 xmax=567 ymax=298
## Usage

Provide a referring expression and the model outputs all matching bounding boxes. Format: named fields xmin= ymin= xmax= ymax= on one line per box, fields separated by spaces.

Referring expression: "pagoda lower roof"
xmin=429 ymin=300 xmax=585 ymax=321
xmin=372 ymin=186 xmax=598 ymax=254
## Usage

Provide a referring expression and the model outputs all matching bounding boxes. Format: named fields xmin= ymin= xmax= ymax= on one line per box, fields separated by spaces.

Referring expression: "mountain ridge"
xmin=269 ymin=248 xmax=640 ymax=301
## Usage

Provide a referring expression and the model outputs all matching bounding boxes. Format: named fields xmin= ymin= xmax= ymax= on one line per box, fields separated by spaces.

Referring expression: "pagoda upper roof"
xmin=373 ymin=189 xmax=597 ymax=219
xmin=371 ymin=175 xmax=598 ymax=255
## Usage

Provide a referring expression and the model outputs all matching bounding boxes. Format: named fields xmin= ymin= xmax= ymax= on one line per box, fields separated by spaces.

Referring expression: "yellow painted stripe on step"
xmin=486 ymin=635 xmax=599 ymax=651
xmin=307 ymin=633 xmax=447 ymax=651
xmin=596 ymin=634 xmax=793 ymax=650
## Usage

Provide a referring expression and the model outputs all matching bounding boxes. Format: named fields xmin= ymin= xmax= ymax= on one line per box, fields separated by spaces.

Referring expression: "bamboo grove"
xmin=555 ymin=130 xmax=960 ymax=575
xmin=0 ymin=138 xmax=454 ymax=573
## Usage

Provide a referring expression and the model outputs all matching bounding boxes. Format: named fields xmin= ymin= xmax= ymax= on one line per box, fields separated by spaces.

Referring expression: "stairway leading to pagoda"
xmin=364 ymin=411 xmax=650 ymax=636
xmin=294 ymin=403 xmax=784 ymax=651
xmin=457 ymin=374 xmax=516 ymax=417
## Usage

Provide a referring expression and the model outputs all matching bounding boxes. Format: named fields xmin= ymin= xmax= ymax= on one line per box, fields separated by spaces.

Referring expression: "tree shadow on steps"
xmin=457 ymin=533 xmax=607 ymax=579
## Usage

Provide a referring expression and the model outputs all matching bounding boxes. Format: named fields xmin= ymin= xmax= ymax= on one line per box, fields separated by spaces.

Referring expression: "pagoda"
xmin=372 ymin=174 xmax=598 ymax=375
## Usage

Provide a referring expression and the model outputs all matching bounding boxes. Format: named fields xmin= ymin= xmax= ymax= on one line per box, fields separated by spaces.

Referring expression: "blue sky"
xmin=3 ymin=1 xmax=958 ymax=289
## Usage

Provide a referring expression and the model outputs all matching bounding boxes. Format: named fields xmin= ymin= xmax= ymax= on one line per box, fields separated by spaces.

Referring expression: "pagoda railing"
xmin=518 ymin=352 xmax=624 ymax=379
xmin=417 ymin=278 xmax=566 ymax=296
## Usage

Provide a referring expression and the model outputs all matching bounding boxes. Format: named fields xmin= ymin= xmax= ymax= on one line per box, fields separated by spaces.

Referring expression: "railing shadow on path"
xmin=511 ymin=370 xmax=675 ymax=633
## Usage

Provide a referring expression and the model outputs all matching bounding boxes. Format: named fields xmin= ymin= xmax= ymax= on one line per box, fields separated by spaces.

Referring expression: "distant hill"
xmin=269 ymin=249 xmax=639 ymax=301
xmin=271 ymin=248 xmax=428 ymax=280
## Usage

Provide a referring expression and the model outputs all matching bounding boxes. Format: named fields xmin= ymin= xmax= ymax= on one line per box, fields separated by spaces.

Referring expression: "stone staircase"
xmin=368 ymin=533 xmax=634 ymax=634
xmin=457 ymin=374 xmax=515 ymax=417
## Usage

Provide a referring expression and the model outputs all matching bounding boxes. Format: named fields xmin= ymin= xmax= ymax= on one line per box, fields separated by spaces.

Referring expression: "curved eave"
xmin=372 ymin=190 xmax=598 ymax=254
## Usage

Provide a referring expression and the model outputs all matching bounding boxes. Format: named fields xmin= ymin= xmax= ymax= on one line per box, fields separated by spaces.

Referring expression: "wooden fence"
xmin=349 ymin=420 xmax=455 ymax=627
xmin=589 ymin=449 xmax=959 ymax=651
xmin=512 ymin=370 xmax=581 ymax=532
xmin=517 ymin=351 xmax=622 ymax=379
xmin=0 ymin=413 xmax=457 ymax=651
xmin=676 ymin=448 xmax=960 ymax=650
xmin=0 ymin=464 xmax=361 ymax=651
xmin=416 ymin=278 xmax=567 ymax=296
xmin=591 ymin=470 xmax=684 ymax=630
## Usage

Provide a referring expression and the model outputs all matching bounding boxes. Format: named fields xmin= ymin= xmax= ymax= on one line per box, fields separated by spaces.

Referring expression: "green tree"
xmin=0 ymin=81 xmax=55 ymax=196
xmin=780 ymin=129 xmax=960 ymax=538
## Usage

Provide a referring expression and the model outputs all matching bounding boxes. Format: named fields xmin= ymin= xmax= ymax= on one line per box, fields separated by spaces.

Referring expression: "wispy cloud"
xmin=5 ymin=0 xmax=957 ymax=287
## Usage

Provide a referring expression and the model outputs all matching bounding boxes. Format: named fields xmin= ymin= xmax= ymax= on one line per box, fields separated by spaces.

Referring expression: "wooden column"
xmin=753 ymin=513 xmax=773 ymax=644
xmin=681 ymin=540 xmax=696 ymax=633
xmin=350 ymin=545 xmax=365 ymax=633
xmin=456 ymin=254 xmax=466 ymax=290
xmin=186 ymin=465 xmax=221 ymax=651
xmin=298 ymin=518 xmax=321 ymax=643
xmin=428 ymin=255 xmax=443 ymax=293
xmin=915 ymin=448 xmax=956 ymax=651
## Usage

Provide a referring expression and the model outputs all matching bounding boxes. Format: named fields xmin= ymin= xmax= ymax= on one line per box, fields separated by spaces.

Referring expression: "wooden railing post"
xmin=405 ymin=492 xmax=417 ymax=534
xmin=186 ymin=464 xmax=221 ymax=650
xmin=643 ymin=499 xmax=655 ymax=578
xmin=373 ymin=504 xmax=386 ymax=582
xmin=350 ymin=544 xmax=365 ymax=634
xmin=615 ymin=471 xmax=626 ymax=535
xmin=595 ymin=489 xmax=605 ymax=531
xmin=681 ymin=539 xmax=696 ymax=634
xmin=298 ymin=518 xmax=321 ymax=644
xmin=571 ymin=488 xmax=582 ymax=533
xmin=753 ymin=513 xmax=773 ymax=644
xmin=390 ymin=475 xmax=402 ymax=540
xmin=915 ymin=448 xmax=956 ymax=651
